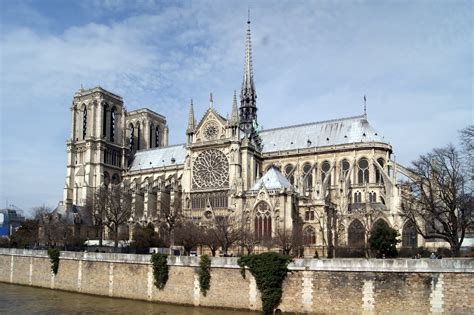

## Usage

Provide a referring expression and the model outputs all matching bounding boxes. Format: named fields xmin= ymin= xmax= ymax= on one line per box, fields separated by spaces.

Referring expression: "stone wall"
xmin=0 ymin=248 xmax=472 ymax=314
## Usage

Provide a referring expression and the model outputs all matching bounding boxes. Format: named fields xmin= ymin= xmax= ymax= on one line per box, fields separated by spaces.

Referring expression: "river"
xmin=0 ymin=283 xmax=252 ymax=315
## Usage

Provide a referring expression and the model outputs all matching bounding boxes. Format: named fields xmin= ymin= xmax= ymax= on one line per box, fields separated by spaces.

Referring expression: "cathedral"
xmin=61 ymin=18 xmax=420 ymax=256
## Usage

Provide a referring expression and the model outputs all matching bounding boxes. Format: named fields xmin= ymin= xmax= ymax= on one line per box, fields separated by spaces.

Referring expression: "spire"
xmin=187 ymin=99 xmax=195 ymax=133
xmin=239 ymin=11 xmax=257 ymax=136
xmin=209 ymin=92 xmax=213 ymax=109
xmin=230 ymin=90 xmax=239 ymax=124
xmin=363 ymin=95 xmax=367 ymax=119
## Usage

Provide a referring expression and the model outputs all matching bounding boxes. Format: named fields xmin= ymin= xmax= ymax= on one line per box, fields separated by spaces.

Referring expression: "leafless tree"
xmin=156 ymin=190 xmax=182 ymax=247
xmin=239 ymin=228 xmax=260 ymax=255
xmin=212 ymin=215 xmax=241 ymax=255
xmin=201 ymin=227 xmax=220 ymax=256
xmin=174 ymin=220 xmax=203 ymax=255
xmin=104 ymin=184 xmax=133 ymax=250
xmin=31 ymin=205 xmax=51 ymax=221
xmin=84 ymin=186 xmax=108 ymax=246
xmin=273 ymin=227 xmax=303 ymax=256
xmin=401 ymin=137 xmax=473 ymax=256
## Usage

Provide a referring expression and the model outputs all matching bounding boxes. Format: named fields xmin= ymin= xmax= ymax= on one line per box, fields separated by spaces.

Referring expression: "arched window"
xmin=303 ymin=226 xmax=316 ymax=245
xmin=304 ymin=209 xmax=315 ymax=221
xmin=303 ymin=163 xmax=313 ymax=190
xmin=371 ymin=219 xmax=389 ymax=234
xmin=110 ymin=107 xmax=116 ymax=143
xmin=284 ymin=164 xmax=295 ymax=185
xmin=341 ymin=159 xmax=350 ymax=179
xmin=129 ymin=123 xmax=134 ymax=151
xmin=149 ymin=123 xmax=153 ymax=149
xmin=358 ymin=158 xmax=369 ymax=184
xmin=402 ymin=221 xmax=417 ymax=248
xmin=354 ymin=191 xmax=362 ymax=203
xmin=348 ymin=219 xmax=365 ymax=248
xmin=155 ymin=126 xmax=160 ymax=147
xmin=321 ymin=161 xmax=331 ymax=184
xmin=375 ymin=158 xmax=384 ymax=184
xmin=137 ymin=123 xmax=141 ymax=150
xmin=82 ymin=107 xmax=87 ymax=139
xmin=254 ymin=202 xmax=272 ymax=240
xmin=102 ymin=104 xmax=108 ymax=137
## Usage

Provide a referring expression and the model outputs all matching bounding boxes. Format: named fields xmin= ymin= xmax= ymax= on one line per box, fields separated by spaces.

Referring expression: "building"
xmin=60 ymin=18 xmax=421 ymax=256
xmin=0 ymin=206 xmax=25 ymax=238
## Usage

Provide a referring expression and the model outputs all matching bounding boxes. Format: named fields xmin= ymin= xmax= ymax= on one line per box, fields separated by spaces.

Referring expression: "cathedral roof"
xmin=259 ymin=115 xmax=386 ymax=153
xmin=129 ymin=144 xmax=186 ymax=171
xmin=251 ymin=166 xmax=292 ymax=190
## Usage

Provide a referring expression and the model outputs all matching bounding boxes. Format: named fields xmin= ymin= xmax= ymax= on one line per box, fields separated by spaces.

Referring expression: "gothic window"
xmin=129 ymin=124 xmax=134 ymax=151
xmin=304 ymin=209 xmax=315 ymax=221
xmin=255 ymin=201 xmax=271 ymax=240
xmin=358 ymin=158 xmax=369 ymax=184
xmin=402 ymin=221 xmax=417 ymax=248
xmin=369 ymin=192 xmax=377 ymax=203
xmin=371 ymin=220 xmax=389 ymax=235
xmin=303 ymin=226 xmax=316 ymax=245
xmin=110 ymin=107 xmax=116 ymax=143
xmin=354 ymin=191 xmax=362 ymax=203
xmin=284 ymin=164 xmax=295 ymax=185
xmin=321 ymin=161 xmax=331 ymax=184
xmin=112 ymin=173 xmax=120 ymax=185
xmin=102 ymin=104 xmax=108 ymax=137
xmin=303 ymin=163 xmax=313 ymax=190
xmin=82 ymin=107 xmax=87 ymax=139
xmin=341 ymin=159 xmax=350 ymax=179
xmin=155 ymin=126 xmax=160 ymax=147
xmin=375 ymin=158 xmax=384 ymax=184
xmin=191 ymin=191 xmax=229 ymax=209
xmin=192 ymin=150 xmax=229 ymax=189
xmin=149 ymin=123 xmax=154 ymax=149
xmin=348 ymin=219 xmax=365 ymax=248
xmin=137 ymin=123 xmax=141 ymax=150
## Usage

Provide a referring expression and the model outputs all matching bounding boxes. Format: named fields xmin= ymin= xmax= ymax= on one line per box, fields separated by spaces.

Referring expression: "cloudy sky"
xmin=0 ymin=0 xmax=472 ymax=214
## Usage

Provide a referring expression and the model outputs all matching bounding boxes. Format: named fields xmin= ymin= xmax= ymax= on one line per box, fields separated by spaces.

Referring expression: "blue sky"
xmin=0 ymin=0 xmax=472 ymax=214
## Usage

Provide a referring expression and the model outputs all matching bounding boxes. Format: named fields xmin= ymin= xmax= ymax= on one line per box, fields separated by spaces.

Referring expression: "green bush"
xmin=47 ymin=248 xmax=60 ymax=275
xmin=151 ymin=253 xmax=168 ymax=289
xmin=369 ymin=224 xmax=400 ymax=258
xmin=198 ymin=255 xmax=211 ymax=296
xmin=238 ymin=252 xmax=292 ymax=315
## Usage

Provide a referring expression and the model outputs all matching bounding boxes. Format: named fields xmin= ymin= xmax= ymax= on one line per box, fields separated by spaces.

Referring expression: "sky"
xmin=0 ymin=0 xmax=472 ymax=215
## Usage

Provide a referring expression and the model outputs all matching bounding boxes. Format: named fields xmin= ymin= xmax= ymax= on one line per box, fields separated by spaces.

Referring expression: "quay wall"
xmin=0 ymin=248 xmax=473 ymax=314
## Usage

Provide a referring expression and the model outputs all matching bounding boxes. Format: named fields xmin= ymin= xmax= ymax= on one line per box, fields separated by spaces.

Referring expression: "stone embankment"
xmin=0 ymin=248 xmax=472 ymax=314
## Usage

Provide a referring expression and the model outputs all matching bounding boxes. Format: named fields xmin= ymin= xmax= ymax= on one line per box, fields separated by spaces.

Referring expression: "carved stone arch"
xmin=254 ymin=200 xmax=272 ymax=240
xmin=371 ymin=218 xmax=390 ymax=232
xmin=348 ymin=219 xmax=365 ymax=248
xmin=254 ymin=186 xmax=272 ymax=210
xmin=402 ymin=220 xmax=417 ymax=248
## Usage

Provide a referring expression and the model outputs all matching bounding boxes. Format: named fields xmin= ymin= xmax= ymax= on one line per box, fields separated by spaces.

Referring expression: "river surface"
xmin=0 ymin=283 xmax=252 ymax=315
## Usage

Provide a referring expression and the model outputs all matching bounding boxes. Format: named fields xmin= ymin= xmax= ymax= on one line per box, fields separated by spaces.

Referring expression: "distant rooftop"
xmin=129 ymin=144 xmax=186 ymax=171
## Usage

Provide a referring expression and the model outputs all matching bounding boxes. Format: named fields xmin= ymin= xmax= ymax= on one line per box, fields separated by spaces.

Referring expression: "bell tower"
xmin=64 ymin=87 xmax=128 ymax=207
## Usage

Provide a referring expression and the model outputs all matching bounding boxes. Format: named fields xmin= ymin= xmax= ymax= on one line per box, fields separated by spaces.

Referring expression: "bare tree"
xmin=156 ymin=190 xmax=182 ymax=247
xmin=174 ymin=220 xmax=202 ymax=255
xmin=212 ymin=215 xmax=241 ymax=255
xmin=239 ymin=228 xmax=260 ymax=255
xmin=84 ymin=186 xmax=108 ymax=246
xmin=104 ymin=184 xmax=133 ymax=250
xmin=201 ymin=227 xmax=220 ymax=256
xmin=31 ymin=205 xmax=51 ymax=221
xmin=401 ymin=138 xmax=473 ymax=256
xmin=273 ymin=228 xmax=303 ymax=256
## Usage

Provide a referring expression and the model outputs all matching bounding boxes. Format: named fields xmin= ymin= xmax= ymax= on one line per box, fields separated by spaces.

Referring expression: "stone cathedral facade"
xmin=62 ymin=19 xmax=420 ymax=255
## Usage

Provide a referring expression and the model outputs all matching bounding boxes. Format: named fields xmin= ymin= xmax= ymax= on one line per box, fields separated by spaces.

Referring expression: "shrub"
xmin=47 ymin=248 xmax=60 ymax=275
xmin=151 ymin=253 xmax=168 ymax=289
xmin=198 ymin=255 xmax=211 ymax=296
xmin=369 ymin=224 xmax=400 ymax=258
xmin=238 ymin=252 xmax=292 ymax=315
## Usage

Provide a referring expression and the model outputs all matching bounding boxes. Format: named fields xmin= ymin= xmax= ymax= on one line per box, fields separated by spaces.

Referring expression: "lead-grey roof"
xmin=251 ymin=166 xmax=292 ymax=190
xmin=129 ymin=144 xmax=186 ymax=171
xmin=259 ymin=115 xmax=386 ymax=153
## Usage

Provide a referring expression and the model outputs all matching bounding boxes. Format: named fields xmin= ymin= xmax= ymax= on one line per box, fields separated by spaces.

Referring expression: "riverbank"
xmin=0 ymin=248 xmax=473 ymax=313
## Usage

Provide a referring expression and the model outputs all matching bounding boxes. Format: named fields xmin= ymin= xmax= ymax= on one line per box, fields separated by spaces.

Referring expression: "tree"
xmin=201 ymin=227 xmax=220 ymax=256
xmin=174 ymin=220 xmax=202 ymax=255
xmin=131 ymin=223 xmax=161 ymax=249
xmin=9 ymin=220 xmax=39 ymax=248
xmin=368 ymin=223 xmax=400 ymax=258
xmin=84 ymin=186 xmax=108 ymax=246
xmin=156 ymin=191 xmax=182 ymax=247
xmin=273 ymin=228 xmax=303 ymax=256
xmin=31 ymin=205 xmax=50 ymax=221
xmin=239 ymin=228 xmax=260 ymax=255
xmin=104 ymin=184 xmax=133 ymax=250
xmin=401 ymin=131 xmax=473 ymax=257
xmin=212 ymin=215 xmax=241 ymax=255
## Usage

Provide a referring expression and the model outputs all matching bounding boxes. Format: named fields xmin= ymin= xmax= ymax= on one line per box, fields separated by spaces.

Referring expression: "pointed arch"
xmin=82 ymin=106 xmax=87 ymax=140
xmin=321 ymin=160 xmax=331 ymax=184
xmin=284 ymin=164 xmax=295 ymax=185
xmin=155 ymin=126 xmax=160 ymax=147
xmin=358 ymin=158 xmax=369 ymax=184
xmin=303 ymin=226 xmax=316 ymax=245
xmin=303 ymin=162 xmax=313 ymax=191
xmin=371 ymin=219 xmax=389 ymax=233
xmin=402 ymin=221 xmax=417 ymax=248
xmin=254 ymin=201 xmax=271 ymax=240
xmin=110 ymin=106 xmax=116 ymax=142
xmin=348 ymin=219 xmax=365 ymax=247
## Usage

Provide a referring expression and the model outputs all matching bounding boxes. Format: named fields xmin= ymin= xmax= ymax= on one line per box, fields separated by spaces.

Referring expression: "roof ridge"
xmin=260 ymin=114 xmax=366 ymax=133
xmin=135 ymin=143 xmax=185 ymax=154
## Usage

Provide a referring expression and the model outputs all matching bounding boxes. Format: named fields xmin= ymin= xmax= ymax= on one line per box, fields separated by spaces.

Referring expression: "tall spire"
xmin=240 ymin=11 xmax=257 ymax=136
xmin=187 ymin=98 xmax=195 ymax=133
xmin=209 ymin=92 xmax=214 ymax=109
xmin=230 ymin=90 xmax=239 ymax=124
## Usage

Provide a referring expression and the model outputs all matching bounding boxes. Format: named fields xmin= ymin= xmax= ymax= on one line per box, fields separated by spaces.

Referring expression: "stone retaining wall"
xmin=0 ymin=248 xmax=472 ymax=314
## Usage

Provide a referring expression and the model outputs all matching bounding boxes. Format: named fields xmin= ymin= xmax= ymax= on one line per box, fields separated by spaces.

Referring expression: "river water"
xmin=0 ymin=283 xmax=252 ymax=315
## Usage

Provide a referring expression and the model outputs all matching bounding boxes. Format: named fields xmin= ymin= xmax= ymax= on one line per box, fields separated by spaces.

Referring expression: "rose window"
xmin=192 ymin=149 xmax=229 ymax=189
xmin=204 ymin=121 xmax=219 ymax=140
